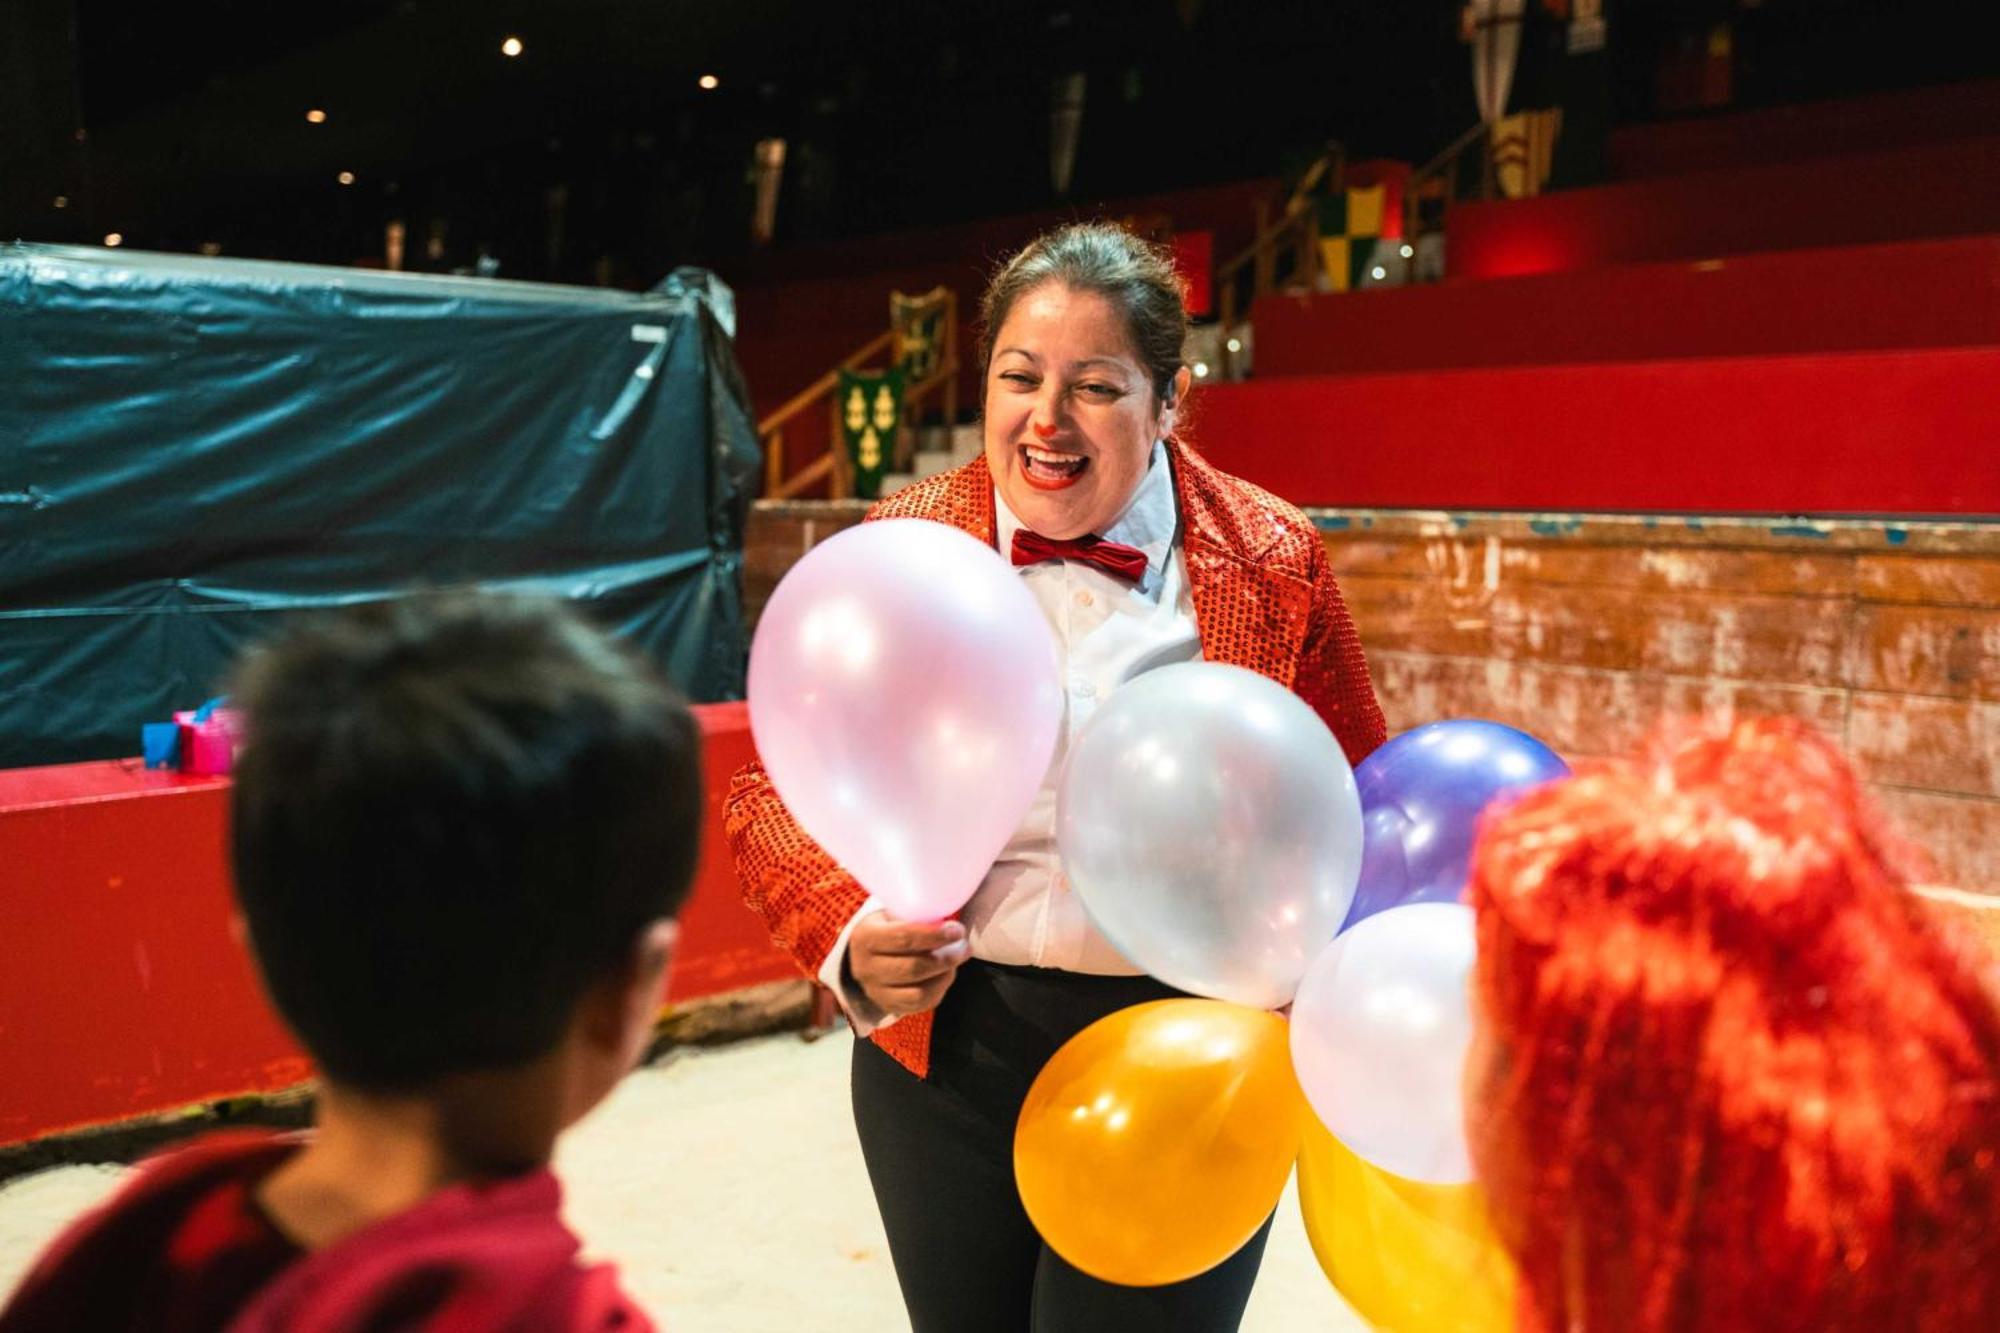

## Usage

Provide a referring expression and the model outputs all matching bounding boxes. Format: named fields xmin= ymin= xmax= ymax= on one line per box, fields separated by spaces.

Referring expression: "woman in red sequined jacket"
xmin=727 ymin=224 xmax=1384 ymax=1333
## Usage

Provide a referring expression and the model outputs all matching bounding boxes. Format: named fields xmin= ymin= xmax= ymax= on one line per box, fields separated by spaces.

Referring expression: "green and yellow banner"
xmin=837 ymin=367 xmax=904 ymax=500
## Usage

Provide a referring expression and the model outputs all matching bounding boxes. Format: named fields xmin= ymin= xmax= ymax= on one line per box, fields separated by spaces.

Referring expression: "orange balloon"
xmin=1013 ymin=999 xmax=1303 ymax=1286
xmin=1297 ymin=1117 xmax=1518 ymax=1332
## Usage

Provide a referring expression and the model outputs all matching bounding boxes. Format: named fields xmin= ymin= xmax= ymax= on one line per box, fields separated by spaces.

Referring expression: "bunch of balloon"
xmin=1286 ymin=720 xmax=1567 ymax=1328
xmin=745 ymin=519 xmax=1064 ymax=922
xmin=1015 ymin=663 xmax=1365 ymax=1285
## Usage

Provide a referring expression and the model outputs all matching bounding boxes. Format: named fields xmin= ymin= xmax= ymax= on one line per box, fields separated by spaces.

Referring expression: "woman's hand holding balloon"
xmin=846 ymin=912 xmax=971 ymax=1016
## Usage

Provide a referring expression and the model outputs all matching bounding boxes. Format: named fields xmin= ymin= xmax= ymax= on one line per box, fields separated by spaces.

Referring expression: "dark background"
xmin=3 ymin=1 xmax=1994 ymax=285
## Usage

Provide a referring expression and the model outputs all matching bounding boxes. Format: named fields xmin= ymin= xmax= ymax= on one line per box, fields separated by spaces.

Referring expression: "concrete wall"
xmin=747 ymin=502 xmax=1998 ymax=896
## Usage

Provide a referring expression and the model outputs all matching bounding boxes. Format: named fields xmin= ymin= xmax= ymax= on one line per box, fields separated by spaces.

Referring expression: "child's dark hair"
xmin=228 ymin=592 xmax=703 ymax=1091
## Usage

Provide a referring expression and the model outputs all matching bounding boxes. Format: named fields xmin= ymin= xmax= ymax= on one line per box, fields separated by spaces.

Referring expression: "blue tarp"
xmin=0 ymin=243 xmax=759 ymax=767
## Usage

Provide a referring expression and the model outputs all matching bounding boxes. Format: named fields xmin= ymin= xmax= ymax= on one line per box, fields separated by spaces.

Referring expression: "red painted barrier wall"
xmin=1190 ymin=347 xmax=2000 ymax=515
xmin=0 ymin=702 xmax=794 ymax=1148
xmin=1251 ymin=236 xmax=2000 ymax=377
xmin=1448 ymin=136 xmax=2000 ymax=279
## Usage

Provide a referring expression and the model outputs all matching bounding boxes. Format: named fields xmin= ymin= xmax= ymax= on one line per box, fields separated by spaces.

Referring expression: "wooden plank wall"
xmin=1325 ymin=513 xmax=1998 ymax=896
xmin=745 ymin=503 xmax=1998 ymax=896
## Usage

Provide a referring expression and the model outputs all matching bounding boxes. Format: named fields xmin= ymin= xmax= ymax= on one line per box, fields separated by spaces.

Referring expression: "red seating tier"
xmin=1189 ymin=347 xmax=2000 ymax=515
xmin=1250 ymin=235 xmax=2000 ymax=377
xmin=1606 ymin=79 xmax=2000 ymax=180
xmin=1448 ymin=135 xmax=2000 ymax=279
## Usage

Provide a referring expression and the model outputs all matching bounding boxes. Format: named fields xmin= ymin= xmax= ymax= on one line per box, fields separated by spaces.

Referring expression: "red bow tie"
xmin=1009 ymin=529 xmax=1149 ymax=582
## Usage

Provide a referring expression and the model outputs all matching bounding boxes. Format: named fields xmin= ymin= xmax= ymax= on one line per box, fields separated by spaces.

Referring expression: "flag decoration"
xmin=1317 ymin=186 xmax=1383 ymax=293
xmin=1493 ymin=108 xmax=1562 ymax=198
xmin=837 ymin=367 xmax=904 ymax=501
xmin=1050 ymin=72 xmax=1086 ymax=196
xmin=1316 ymin=161 xmax=1409 ymax=293
xmin=1465 ymin=0 xmax=1526 ymax=126
xmin=890 ymin=288 xmax=949 ymax=384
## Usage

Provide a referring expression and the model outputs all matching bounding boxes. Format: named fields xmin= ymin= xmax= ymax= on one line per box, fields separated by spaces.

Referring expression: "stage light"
xmin=698 ymin=74 xmax=720 ymax=90
xmin=1371 ymin=266 xmax=1387 ymax=280
xmin=1400 ymin=244 xmax=1414 ymax=259
xmin=338 ymin=171 xmax=356 ymax=185
xmin=501 ymin=35 xmax=524 ymax=57
xmin=52 ymin=195 xmax=68 ymax=209
xmin=306 ymin=108 xmax=327 ymax=124
xmin=103 ymin=232 xmax=123 ymax=247
xmin=1192 ymin=361 xmax=1210 ymax=378
xmin=1225 ymin=337 xmax=1242 ymax=353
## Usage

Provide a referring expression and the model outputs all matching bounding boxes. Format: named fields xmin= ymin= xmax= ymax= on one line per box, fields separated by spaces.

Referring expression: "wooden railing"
xmin=758 ymin=291 xmax=960 ymax=500
xmin=1211 ymin=125 xmax=1498 ymax=378
xmin=1216 ymin=142 xmax=1345 ymax=379
xmin=1403 ymin=120 xmax=1491 ymax=245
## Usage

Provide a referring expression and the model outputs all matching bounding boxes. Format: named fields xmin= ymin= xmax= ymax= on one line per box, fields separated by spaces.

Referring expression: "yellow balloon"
xmin=1297 ymin=1118 xmax=1518 ymax=1332
xmin=1014 ymin=999 xmax=1303 ymax=1287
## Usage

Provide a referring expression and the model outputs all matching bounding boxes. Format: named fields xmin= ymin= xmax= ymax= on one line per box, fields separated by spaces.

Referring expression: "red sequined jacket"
xmin=725 ymin=439 xmax=1386 ymax=1078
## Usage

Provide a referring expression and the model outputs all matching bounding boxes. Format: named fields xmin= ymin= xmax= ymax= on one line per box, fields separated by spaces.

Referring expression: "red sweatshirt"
xmin=0 ymin=1131 xmax=654 ymax=1332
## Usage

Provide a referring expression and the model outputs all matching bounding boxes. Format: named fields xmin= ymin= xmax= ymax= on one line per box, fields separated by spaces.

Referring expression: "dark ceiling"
xmin=4 ymin=0 xmax=1993 ymax=286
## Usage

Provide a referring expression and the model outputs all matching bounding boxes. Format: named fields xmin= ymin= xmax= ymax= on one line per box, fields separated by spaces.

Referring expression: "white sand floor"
xmin=0 ymin=1029 xmax=1368 ymax=1330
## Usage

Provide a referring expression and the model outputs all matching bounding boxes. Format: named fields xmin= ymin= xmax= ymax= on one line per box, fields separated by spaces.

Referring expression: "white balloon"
xmin=1057 ymin=661 xmax=1364 ymax=1009
xmin=748 ymin=520 xmax=1062 ymax=921
xmin=1289 ymin=902 xmax=1477 ymax=1184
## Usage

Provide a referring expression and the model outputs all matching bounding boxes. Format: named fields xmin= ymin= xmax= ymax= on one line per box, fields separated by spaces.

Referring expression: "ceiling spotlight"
xmin=500 ymin=35 xmax=524 ymax=57
xmin=306 ymin=108 xmax=328 ymax=124
xmin=52 ymin=195 xmax=69 ymax=209
xmin=1370 ymin=266 xmax=1387 ymax=280
xmin=337 ymin=170 xmax=356 ymax=185
xmin=1225 ymin=337 xmax=1242 ymax=353
xmin=103 ymin=232 xmax=123 ymax=247
xmin=1400 ymin=243 xmax=1415 ymax=259
xmin=698 ymin=74 xmax=720 ymax=90
xmin=1192 ymin=361 xmax=1211 ymax=379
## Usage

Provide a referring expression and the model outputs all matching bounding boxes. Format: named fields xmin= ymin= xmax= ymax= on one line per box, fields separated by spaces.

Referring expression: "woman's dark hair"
xmin=229 ymin=592 xmax=703 ymax=1091
xmin=979 ymin=222 xmax=1189 ymax=407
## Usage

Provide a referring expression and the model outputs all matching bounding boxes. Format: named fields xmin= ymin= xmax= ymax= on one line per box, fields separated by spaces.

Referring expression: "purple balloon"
xmin=1342 ymin=720 xmax=1569 ymax=928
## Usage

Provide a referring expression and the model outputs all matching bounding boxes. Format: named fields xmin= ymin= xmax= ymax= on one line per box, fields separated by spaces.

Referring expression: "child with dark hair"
xmin=1 ymin=593 xmax=703 ymax=1332
xmin=1467 ymin=717 xmax=2000 ymax=1333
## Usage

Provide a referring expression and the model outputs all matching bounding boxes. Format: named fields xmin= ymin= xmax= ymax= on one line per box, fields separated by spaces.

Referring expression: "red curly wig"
xmin=1466 ymin=717 xmax=2000 ymax=1333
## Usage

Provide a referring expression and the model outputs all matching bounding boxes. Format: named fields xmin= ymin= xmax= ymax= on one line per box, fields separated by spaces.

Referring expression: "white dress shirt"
xmin=822 ymin=440 xmax=1201 ymax=1034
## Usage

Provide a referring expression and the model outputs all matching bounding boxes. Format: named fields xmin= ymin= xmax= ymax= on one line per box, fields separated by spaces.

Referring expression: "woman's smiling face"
xmin=982 ymin=282 xmax=1181 ymax=540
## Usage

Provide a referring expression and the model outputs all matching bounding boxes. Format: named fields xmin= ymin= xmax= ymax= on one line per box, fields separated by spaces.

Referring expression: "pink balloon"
xmin=747 ymin=519 xmax=1062 ymax=921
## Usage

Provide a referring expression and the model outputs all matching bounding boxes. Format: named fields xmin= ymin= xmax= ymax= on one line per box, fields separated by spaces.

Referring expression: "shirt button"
xmin=1075 ymin=590 xmax=1095 ymax=608
xmin=1068 ymin=676 xmax=1096 ymax=699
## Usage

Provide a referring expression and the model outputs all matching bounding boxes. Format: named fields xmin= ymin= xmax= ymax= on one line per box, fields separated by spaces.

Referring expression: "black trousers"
xmin=851 ymin=960 xmax=1273 ymax=1333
